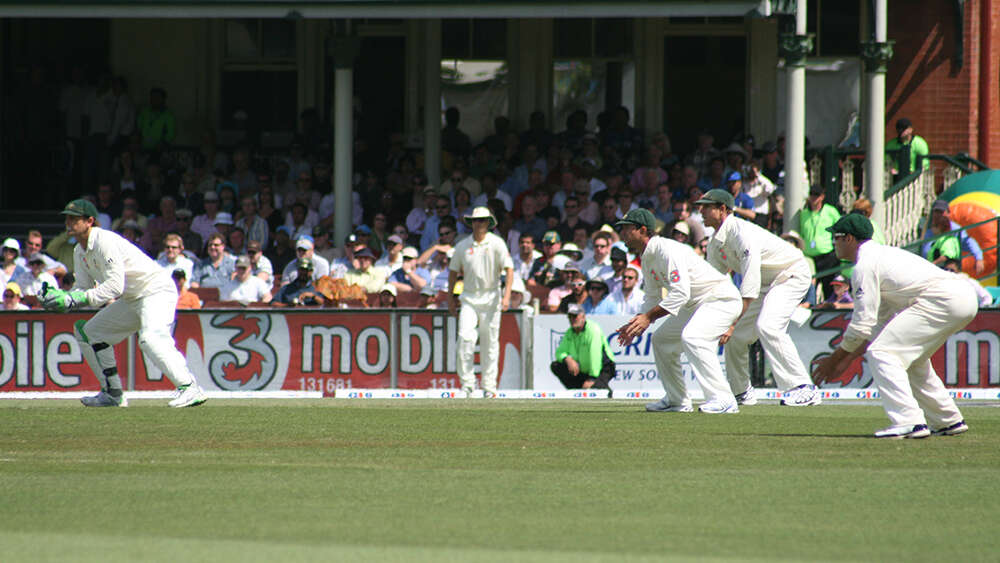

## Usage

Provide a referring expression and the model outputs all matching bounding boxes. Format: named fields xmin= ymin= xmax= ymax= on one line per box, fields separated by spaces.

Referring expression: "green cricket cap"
xmin=827 ymin=213 xmax=874 ymax=240
xmin=613 ymin=208 xmax=658 ymax=232
xmin=694 ymin=188 xmax=735 ymax=209
xmin=60 ymin=198 xmax=99 ymax=218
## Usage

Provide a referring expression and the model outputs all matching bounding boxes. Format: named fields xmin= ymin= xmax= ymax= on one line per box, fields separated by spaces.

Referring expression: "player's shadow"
xmin=754 ymin=433 xmax=875 ymax=439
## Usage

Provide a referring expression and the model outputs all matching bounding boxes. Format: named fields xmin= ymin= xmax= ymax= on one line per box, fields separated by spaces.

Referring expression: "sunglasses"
xmin=3 ymin=292 xmax=15 ymax=298
xmin=164 ymin=245 xmax=181 ymax=250
xmin=438 ymin=230 xmax=454 ymax=236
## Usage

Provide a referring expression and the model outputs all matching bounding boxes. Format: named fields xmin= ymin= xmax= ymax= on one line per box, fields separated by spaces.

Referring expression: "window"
xmin=441 ymin=20 xmax=509 ymax=144
xmin=552 ymin=19 xmax=636 ymax=136
xmin=221 ymin=19 xmax=299 ymax=132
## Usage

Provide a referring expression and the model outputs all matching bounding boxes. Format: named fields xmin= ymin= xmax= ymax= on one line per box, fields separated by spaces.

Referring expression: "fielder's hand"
xmin=41 ymin=289 xmax=88 ymax=312
xmin=617 ymin=313 xmax=650 ymax=346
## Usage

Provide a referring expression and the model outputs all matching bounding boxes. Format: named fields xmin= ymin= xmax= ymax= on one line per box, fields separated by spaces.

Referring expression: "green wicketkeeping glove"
xmin=40 ymin=288 xmax=88 ymax=312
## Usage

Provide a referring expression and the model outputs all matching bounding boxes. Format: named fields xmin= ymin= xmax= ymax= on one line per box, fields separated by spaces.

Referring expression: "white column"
xmin=423 ymin=19 xmax=442 ymax=187
xmin=783 ymin=0 xmax=808 ymax=233
xmin=334 ymin=64 xmax=353 ymax=244
xmin=864 ymin=0 xmax=888 ymax=226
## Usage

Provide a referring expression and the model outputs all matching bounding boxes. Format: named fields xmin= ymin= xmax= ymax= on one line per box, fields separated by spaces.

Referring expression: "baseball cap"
xmin=355 ymin=247 xmax=376 ymax=259
xmin=61 ymin=198 xmax=99 ymax=218
xmin=831 ymin=274 xmax=849 ymax=285
xmin=559 ymin=243 xmax=583 ymax=260
xmin=275 ymin=225 xmax=294 ymax=237
xmin=175 ymin=208 xmax=193 ymax=219
xmin=344 ymin=233 xmax=359 ymax=245
xmin=4 ymin=281 xmax=21 ymax=297
xmin=296 ymin=257 xmax=314 ymax=270
xmin=246 ymin=240 xmax=262 ymax=252
xmin=931 ymin=199 xmax=950 ymax=213
xmin=673 ymin=221 xmax=691 ymax=236
xmin=610 ymin=246 xmax=627 ymax=261
xmin=203 ymin=190 xmax=220 ymax=201
xmin=695 ymin=188 xmax=735 ymax=209
xmin=827 ymin=213 xmax=874 ymax=240
xmin=614 ymin=208 xmax=657 ymax=232
xmin=296 ymin=237 xmax=314 ymax=251
xmin=567 ymin=303 xmax=584 ymax=315
xmin=235 ymin=255 xmax=251 ymax=268
xmin=171 ymin=268 xmax=187 ymax=280
xmin=809 ymin=185 xmax=825 ymax=196
xmin=355 ymin=224 xmax=372 ymax=235
xmin=387 ymin=234 xmax=404 ymax=246
xmin=401 ymin=246 xmax=419 ymax=259
xmin=561 ymin=260 xmax=581 ymax=273
xmin=542 ymin=230 xmax=561 ymax=244
xmin=895 ymin=117 xmax=913 ymax=132
xmin=380 ymin=284 xmax=397 ymax=296
xmin=726 ymin=171 xmax=742 ymax=182
xmin=312 ymin=225 xmax=329 ymax=238
xmin=1 ymin=238 xmax=20 ymax=253
xmin=28 ymin=253 xmax=46 ymax=264
xmin=213 ymin=212 xmax=233 ymax=226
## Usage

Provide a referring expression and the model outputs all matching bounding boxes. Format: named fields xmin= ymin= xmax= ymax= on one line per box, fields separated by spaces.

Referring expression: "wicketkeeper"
xmin=43 ymin=199 xmax=207 ymax=408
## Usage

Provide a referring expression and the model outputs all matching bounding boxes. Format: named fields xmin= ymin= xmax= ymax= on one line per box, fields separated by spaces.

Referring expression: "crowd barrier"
xmin=0 ymin=308 xmax=997 ymax=395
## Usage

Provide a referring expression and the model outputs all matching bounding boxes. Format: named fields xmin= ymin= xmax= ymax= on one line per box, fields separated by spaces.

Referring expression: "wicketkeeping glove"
xmin=40 ymin=288 xmax=88 ymax=312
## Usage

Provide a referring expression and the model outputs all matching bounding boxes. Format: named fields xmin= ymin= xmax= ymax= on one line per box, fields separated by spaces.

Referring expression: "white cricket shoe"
xmin=873 ymin=424 xmax=930 ymax=439
xmin=780 ymin=384 xmax=822 ymax=407
xmin=168 ymin=385 xmax=207 ymax=408
xmin=734 ymin=386 xmax=757 ymax=406
xmin=931 ymin=421 xmax=968 ymax=436
xmin=645 ymin=399 xmax=694 ymax=412
xmin=698 ymin=399 xmax=739 ymax=414
xmin=461 ymin=387 xmax=475 ymax=398
xmin=80 ymin=391 xmax=127 ymax=407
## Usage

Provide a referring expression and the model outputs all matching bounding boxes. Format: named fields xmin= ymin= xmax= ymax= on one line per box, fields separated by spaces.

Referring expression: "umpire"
xmin=551 ymin=304 xmax=616 ymax=389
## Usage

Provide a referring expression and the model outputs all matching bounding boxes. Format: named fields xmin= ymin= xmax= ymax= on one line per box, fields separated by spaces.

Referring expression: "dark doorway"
xmin=663 ymin=35 xmax=746 ymax=157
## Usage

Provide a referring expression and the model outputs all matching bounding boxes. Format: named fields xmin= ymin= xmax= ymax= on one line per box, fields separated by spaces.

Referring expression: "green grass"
xmin=1 ymin=400 xmax=998 ymax=562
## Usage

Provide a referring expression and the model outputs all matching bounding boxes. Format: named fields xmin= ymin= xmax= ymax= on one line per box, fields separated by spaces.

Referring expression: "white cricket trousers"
xmin=651 ymin=291 xmax=742 ymax=407
xmin=865 ymin=278 xmax=977 ymax=428
xmin=725 ymin=262 xmax=813 ymax=393
xmin=76 ymin=290 xmax=195 ymax=389
xmin=457 ymin=295 xmax=502 ymax=394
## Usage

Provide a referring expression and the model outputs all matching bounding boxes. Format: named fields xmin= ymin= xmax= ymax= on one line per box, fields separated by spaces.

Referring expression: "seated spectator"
xmin=313 ymin=226 xmax=339 ymax=264
xmin=377 ymin=284 xmax=398 ymax=308
xmin=1 ymin=238 xmax=26 ymax=286
xmin=220 ymin=255 xmax=273 ymax=305
xmin=594 ymin=264 xmax=643 ymax=315
xmin=228 ymin=226 xmax=247 ymax=255
xmin=59 ymin=272 xmax=75 ymax=291
xmin=172 ymin=269 xmax=201 ymax=310
xmin=345 ymin=247 xmax=389 ymax=294
xmin=375 ymin=234 xmax=405 ymax=273
xmin=235 ymin=194 xmax=270 ymax=249
xmin=173 ymin=208 xmax=203 ymax=259
xmin=285 ymin=202 xmax=320 ymax=242
xmin=268 ymin=225 xmax=297 ymax=276
xmin=157 ymin=233 xmax=195 ymax=286
xmin=191 ymin=191 xmax=223 ymax=242
xmin=513 ymin=232 xmax=542 ymax=282
xmin=142 ymin=195 xmax=180 ymax=256
xmin=18 ymin=230 xmax=67 ymax=278
xmin=212 ymin=211 xmax=234 ymax=242
xmin=822 ymin=275 xmax=854 ymax=309
xmin=527 ymin=230 xmax=565 ymax=289
xmin=605 ymin=245 xmax=629 ymax=294
xmin=191 ymin=233 xmax=236 ymax=288
xmin=579 ymin=231 xmax=614 ymax=281
xmin=2 ymin=282 xmax=30 ymax=310
xmin=545 ymin=257 xmax=580 ymax=313
xmin=274 ymin=258 xmax=325 ymax=306
xmin=15 ymin=254 xmax=59 ymax=297
xmin=246 ymin=240 xmax=273 ymax=283
xmin=330 ymin=234 xmax=360 ymax=279
xmin=118 ymin=219 xmax=144 ymax=248
xmin=417 ymin=283 xmax=442 ymax=309
xmin=557 ymin=269 xmax=589 ymax=313
xmin=550 ymin=304 xmax=615 ymax=390
xmin=582 ymin=279 xmax=610 ymax=314
xmin=281 ymin=236 xmax=330 ymax=284
xmin=389 ymin=246 xmax=429 ymax=293
xmin=671 ymin=220 xmax=692 ymax=246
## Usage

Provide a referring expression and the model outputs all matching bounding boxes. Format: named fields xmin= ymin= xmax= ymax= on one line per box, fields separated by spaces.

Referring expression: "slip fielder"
xmin=696 ymin=188 xmax=821 ymax=407
xmin=614 ymin=208 xmax=743 ymax=414
xmin=812 ymin=214 xmax=974 ymax=438
xmin=42 ymin=199 xmax=208 ymax=408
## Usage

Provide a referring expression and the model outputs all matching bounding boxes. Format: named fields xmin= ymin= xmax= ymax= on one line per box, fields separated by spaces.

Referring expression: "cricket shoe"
xmin=483 ymin=391 xmax=497 ymax=399
xmin=168 ymin=385 xmax=208 ymax=408
xmin=645 ymin=399 xmax=694 ymax=412
xmin=80 ymin=391 xmax=127 ymax=408
xmin=698 ymin=399 xmax=739 ymax=414
xmin=780 ymin=384 xmax=822 ymax=407
xmin=931 ymin=420 xmax=968 ymax=436
xmin=873 ymin=424 xmax=930 ymax=439
xmin=462 ymin=387 xmax=476 ymax=398
xmin=734 ymin=387 xmax=757 ymax=406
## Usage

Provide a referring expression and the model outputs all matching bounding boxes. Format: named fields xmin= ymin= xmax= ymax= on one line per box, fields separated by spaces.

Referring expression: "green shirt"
xmin=885 ymin=134 xmax=930 ymax=175
xmin=555 ymin=320 xmax=614 ymax=378
xmin=799 ymin=204 xmax=841 ymax=257
xmin=137 ymin=107 xmax=176 ymax=150
xmin=927 ymin=234 xmax=960 ymax=261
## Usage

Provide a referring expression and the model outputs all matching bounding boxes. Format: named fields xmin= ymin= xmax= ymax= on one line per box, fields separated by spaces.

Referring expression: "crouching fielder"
xmin=812 ymin=214 xmax=974 ymax=438
xmin=42 ymin=199 xmax=207 ymax=408
xmin=614 ymin=209 xmax=743 ymax=414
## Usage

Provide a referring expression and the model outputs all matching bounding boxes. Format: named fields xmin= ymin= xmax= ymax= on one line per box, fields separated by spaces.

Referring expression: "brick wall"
xmin=886 ymin=0 xmax=1000 ymax=167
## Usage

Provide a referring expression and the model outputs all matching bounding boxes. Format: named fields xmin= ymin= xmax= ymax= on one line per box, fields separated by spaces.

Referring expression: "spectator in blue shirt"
xmin=726 ymin=171 xmax=757 ymax=223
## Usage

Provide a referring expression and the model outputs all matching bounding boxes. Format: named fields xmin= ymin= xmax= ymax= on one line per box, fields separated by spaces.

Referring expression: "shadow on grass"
xmin=745 ymin=433 xmax=874 ymax=439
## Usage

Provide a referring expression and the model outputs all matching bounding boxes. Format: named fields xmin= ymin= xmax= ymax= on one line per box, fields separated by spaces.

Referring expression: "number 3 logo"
xmin=208 ymin=312 xmax=278 ymax=390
